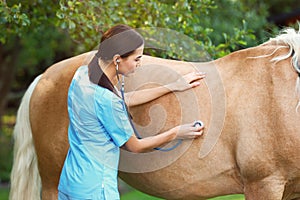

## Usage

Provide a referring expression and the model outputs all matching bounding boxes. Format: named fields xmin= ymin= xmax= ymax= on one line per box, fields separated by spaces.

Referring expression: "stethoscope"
xmin=116 ymin=61 xmax=203 ymax=152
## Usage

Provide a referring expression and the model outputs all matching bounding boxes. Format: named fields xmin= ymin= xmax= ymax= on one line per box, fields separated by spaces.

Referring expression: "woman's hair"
xmin=95 ymin=24 xmax=144 ymax=61
xmin=89 ymin=24 xmax=143 ymax=94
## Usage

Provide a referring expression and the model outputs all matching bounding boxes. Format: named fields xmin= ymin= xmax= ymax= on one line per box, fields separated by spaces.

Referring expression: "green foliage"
xmin=0 ymin=1 xmax=74 ymax=91
xmin=0 ymin=1 xmax=30 ymax=44
xmin=266 ymin=0 xmax=300 ymax=15
xmin=56 ymin=0 xmax=272 ymax=59
xmin=0 ymin=0 xmax=279 ymax=63
xmin=0 ymin=0 xmax=60 ymax=44
xmin=13 ymin=24 xmax=73 ymax=90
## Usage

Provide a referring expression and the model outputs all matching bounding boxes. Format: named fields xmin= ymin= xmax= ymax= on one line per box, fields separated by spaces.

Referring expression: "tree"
xmin=0 ymin=1 xmax=29 ymax=127
xmin=56 ymin=0 xmax=260 ymax=59
xmin=1 ymin=0 xmax=297 ymax=126
xmin=0 ymin=0 xmax=74 ymax=127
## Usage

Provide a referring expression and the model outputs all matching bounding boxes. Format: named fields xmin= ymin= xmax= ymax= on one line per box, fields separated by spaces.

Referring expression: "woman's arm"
xmin=124 ymin=122 xmax=204 ymax=153
xmin=125 ymin=72 xmax=205 ymax=107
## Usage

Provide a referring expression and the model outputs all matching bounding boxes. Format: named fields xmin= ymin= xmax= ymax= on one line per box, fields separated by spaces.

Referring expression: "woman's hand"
xmin=171 ymin=122 xmax=204 ymax=139
xmin=166 ymin=71 xmax=206 ymax=92
xmin=125 ymin=72 xmax=205 ymax=107
xmin=125 ymin=121 xmax=205 ymax=153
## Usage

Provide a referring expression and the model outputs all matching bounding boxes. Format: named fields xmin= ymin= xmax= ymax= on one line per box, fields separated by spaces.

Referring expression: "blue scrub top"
xmin=58 ymin=66 xmax=133 ymax=199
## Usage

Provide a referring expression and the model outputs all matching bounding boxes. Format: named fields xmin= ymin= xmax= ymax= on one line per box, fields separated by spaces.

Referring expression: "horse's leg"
xmin=244 ymin=177 xmax=286 ymax=200
xmin=34 ymin=132 xmax=67 ymax=200
xmin=41 ymin=185 xmax=58 ymax=200
xmin=39 ymin=159 xmax=64 ymax=200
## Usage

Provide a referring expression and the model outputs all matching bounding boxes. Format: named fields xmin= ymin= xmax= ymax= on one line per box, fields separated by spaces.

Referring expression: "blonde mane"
xmin=268 ymin=27 xmax=300 ymax=112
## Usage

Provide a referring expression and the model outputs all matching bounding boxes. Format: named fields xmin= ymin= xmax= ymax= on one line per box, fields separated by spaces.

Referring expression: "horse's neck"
xmin=211 ymin=44 xmax=290 ymax=83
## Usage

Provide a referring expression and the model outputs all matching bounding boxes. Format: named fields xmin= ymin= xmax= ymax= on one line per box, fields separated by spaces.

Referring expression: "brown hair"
xmin=89 ymin=24 xmax=143 ymax=94
xmin=95 ymin=24 xmax=144 ymax=61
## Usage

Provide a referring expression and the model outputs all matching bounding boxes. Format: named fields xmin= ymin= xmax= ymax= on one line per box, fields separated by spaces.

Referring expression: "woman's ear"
xmin=113 ymin=54 xmax=121 ymax=66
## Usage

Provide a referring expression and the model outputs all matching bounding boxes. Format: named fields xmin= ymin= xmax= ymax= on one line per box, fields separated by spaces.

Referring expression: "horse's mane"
xmin=267 ymin=26 xmax=300 ymax=111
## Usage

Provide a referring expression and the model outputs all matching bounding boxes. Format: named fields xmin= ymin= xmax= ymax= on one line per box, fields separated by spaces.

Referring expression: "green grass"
xmin=210 ymin=194 xmax=245 ymax=200
xmin=1 ymin=186 xmax=245 ymax=200
xmin=0 ymin=188 xmax=9 ymax=200
xmin=121 ymin=190 xmax=245 ymax=200
xmin=121 ymin=190 xmax=163 ymax=200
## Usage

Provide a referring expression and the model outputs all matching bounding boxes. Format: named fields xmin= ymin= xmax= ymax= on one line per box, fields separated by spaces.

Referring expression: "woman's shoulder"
xmin=76 ymin=65 xmax=88 ymax=75
xmin=96 ymin=86 xmax=119 ymax=99
xmin=95 ymin=86 xmax=122 ymax=106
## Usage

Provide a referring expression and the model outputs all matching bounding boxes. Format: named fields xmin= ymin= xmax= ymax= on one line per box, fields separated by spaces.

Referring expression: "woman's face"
xmin=119 ymin=45 xmax=144 ymax=76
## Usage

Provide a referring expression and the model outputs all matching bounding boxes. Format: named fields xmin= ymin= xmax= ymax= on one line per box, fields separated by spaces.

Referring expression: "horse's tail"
xmin=9 ymin=75 xmax=42 ymax=200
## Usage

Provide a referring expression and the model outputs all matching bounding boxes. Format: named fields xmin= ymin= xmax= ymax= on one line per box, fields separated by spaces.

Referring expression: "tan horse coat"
xmin=10 ymin=29 xmax=300 ymax=200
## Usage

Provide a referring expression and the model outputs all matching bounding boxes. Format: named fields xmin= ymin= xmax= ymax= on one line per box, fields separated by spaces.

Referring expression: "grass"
xmin=0 ymin=188 xmax=9 ymax=200
xmin=121 ymin=190 xmax=245 ymax=200
xmin=0 ymin=187 xmax=244 ymax=200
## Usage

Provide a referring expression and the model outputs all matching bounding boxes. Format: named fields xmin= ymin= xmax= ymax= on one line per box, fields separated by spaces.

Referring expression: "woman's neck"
xmin=98 ymin=59 xmax=118 ymax=86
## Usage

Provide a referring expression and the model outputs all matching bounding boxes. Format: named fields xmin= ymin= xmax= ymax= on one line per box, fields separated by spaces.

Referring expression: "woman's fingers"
xmin=189 ymin=81 xmax=201 ymax=88
xmin=175 ymin=121 xmax=205 ymax=139
xmin=181 ymin=130 xmax=204 ymax=139
xmin=183 ymin=72 xmax=206 ymax=84
xmin=182 ymin=72 xmax=206 ymax=89
xmin=168 ymin=71 xmax=206 ymax=92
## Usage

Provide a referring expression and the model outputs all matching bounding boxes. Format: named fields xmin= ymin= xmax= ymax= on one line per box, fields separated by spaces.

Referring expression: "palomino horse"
xmin=10 ymin=28 xmax=300 ymax=200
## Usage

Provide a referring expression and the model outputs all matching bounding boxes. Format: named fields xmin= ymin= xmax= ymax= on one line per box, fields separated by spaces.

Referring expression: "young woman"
xmin=58 ymin=24 xmax=205 ymax=200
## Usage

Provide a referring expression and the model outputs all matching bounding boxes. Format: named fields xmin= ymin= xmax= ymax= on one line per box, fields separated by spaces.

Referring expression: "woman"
xmin=58 ymin=24 xmax=205 ymax=200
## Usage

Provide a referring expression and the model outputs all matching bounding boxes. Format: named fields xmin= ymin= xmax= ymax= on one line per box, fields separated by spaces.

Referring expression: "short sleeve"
xmin=95 ymin=89 xmax=133 ymax=147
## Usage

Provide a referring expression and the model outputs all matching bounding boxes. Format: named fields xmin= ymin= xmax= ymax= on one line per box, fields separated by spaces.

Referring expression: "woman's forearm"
xmin=124 ymin=123 xmax=204 ymax=153
xmin=125 ymin=128 xmax=176 ymax=153
xmin=124 ymin=86 xmax=171 ymax=107
xmin=124 ymin=71 xmax=205 ymax=107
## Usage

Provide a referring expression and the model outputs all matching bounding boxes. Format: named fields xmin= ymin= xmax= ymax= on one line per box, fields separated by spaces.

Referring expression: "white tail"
xmin=9 ymin=75 xmax=42 ymax=200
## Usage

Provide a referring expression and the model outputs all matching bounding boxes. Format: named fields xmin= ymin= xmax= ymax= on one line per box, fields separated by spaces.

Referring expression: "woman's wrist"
xmin=164 ymin=82 xmax=178 ymax=92
xmin=168 ymin=126 xmax=179 ymax=141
